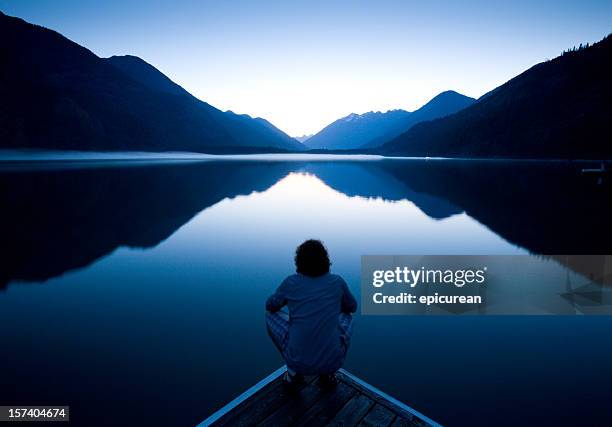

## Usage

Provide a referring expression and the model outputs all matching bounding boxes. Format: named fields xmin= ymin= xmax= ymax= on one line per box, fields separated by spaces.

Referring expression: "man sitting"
xmin=265 ymin=239 xmax=357 ymax=390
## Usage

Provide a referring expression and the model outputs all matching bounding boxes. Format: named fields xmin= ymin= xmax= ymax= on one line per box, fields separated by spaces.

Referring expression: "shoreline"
xmin=0 ymin=149 xmax=609 ymax=163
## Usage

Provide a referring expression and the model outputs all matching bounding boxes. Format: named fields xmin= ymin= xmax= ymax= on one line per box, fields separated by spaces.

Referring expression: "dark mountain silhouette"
xmin=362 ymin=91 xmax=476 ymax=148
xmin=0 ymin=12 xmax=304 ymax=153
xmin=304 ymin=91 xmax=475 ymax=150
xmin=219 ymin=111 xmax=305 ymax=151
xmin=104 ymin=55 xmax=305 ymax=151
xmin=295 ymin=134 xmax=313 ymax=143
xmin=382 ymin=36 xmax=612 ymax=159
xmin=305 ymin=110 xmax=410 ymax=150
xmin=105 ymin=55 xmax=191 ymax=96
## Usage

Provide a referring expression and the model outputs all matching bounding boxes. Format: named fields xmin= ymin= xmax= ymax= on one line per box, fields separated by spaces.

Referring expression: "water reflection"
xmin=0 ymin=161 xmax=296 ymax=285
xmin=1 ymin=158 xmax=612 ymax=426
xmin=1 ymin=159 xmax=610 ymax=287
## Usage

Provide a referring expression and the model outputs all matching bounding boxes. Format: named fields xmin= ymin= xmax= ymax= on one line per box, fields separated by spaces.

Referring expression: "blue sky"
xmin=1 ymin=0 xmax=610 ymax=136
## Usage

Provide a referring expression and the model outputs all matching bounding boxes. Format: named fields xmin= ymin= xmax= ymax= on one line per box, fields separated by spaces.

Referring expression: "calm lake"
xmin=1 ymin=156 xmax=611 ymax=426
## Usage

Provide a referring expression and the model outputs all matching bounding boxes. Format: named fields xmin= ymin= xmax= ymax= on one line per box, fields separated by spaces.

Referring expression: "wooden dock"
xmin=198 ymin=366 xmax=440 ymax=427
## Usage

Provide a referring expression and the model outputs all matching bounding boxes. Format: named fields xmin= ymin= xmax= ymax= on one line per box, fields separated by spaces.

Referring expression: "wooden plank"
xmin=213 ymin=375 xmax=313 ymax=426
xmin=294 ymin=383 xmax=358 ymax=427
xmin=257 ymin=382 xmax=324 ymax=427
xmin=358 ymin=404 xmax=396 ymax=427
xmin=390 ymin=417 xmax=430 ymax=427
xmin=326 ymin=393 xmax=374 ymax=427
xmin=200 ymin=366 xmax=287 ymax=426
xmin=199 ymin=368 xmax=438 ymax=427
xmin=337 ymin=370 xmax=439 ymax=426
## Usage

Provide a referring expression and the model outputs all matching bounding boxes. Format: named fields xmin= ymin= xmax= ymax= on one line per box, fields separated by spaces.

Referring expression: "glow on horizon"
xmin=1 ymin=0 xmax=610 ymax=136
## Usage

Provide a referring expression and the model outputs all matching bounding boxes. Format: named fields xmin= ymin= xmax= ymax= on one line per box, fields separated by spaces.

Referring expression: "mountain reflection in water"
xmin=1 ymin=158 xmax=610 ymax=286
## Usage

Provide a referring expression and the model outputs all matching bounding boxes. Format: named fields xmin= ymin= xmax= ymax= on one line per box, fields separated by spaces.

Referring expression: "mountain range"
xmin=294 ymin=134 xmax=313 ymax=143
xmin=0 ymin=11 xmax=304 ymax=153
xmin=304 ymin=91 xmax=475 ymax=150
xmin=1 ymin=10 xmax=610 ymax=159
xmin=381 ymin=35 xmax=612 ymax=158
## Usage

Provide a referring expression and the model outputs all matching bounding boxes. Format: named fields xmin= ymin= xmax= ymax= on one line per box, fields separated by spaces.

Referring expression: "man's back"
xmin=266 ymin=273 xmax=357 ymax=374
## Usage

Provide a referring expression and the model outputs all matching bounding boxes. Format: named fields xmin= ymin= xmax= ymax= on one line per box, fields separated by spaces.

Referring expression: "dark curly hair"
xmin=295 ymin=239 xmax=331 ymax=277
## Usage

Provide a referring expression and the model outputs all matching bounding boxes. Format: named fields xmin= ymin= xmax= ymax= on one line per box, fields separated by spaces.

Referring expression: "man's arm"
xmin=265 ymin=279 xmax=289 ymax=312
xmin=340 ymin=278 xmax=357 ymax=313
